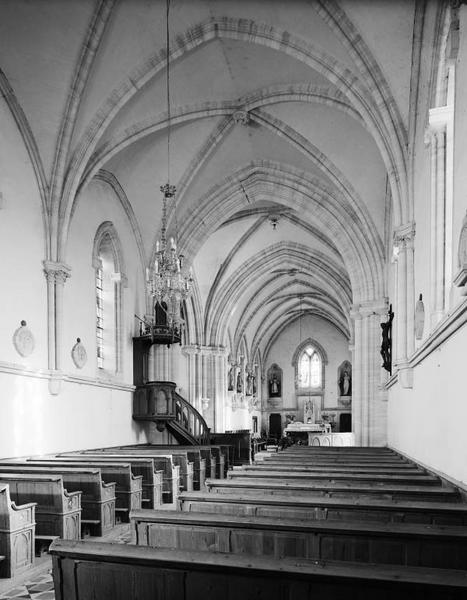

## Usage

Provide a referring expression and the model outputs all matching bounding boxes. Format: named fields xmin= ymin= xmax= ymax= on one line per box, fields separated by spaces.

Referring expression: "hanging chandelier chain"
xmin=165 ymin=0 xmax=171 ymax=185
xmin=148 ymin=0 xmax=193 ymax=333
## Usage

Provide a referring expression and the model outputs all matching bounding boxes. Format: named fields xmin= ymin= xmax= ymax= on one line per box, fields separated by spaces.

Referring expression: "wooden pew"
xmin=205 ymin=477 xmax=461 ymax=502
xmin=49 ymin=539 xmax=467 ymax=600
xmin=100 ymin=445 xmax=205 ymax=490
xmin=108 ymin=445 xmax=203 ymax=489
xmin=59 ymin=454 xmax=164 ymax=509
xmin=76 ymin=450 xmax=182 ymax=501
xmin=255 ymin=450 xmax=414 ymax=465
xmin=257 ymin=458 xmax=421 ymax=470
xmin=227 ymin=468 xmax=441 ymax=486
xmin=178 ymin=491 xmax=467 ymax=525
xmin=283 ymin=447 xmax=396 ymax=454
xmin=26 ymin=459 xmax=143 ymax=523
xmin=0 ymin=484 xmax=36 ymax=578
xmin=120 ymin=444 xmax=216 ymax=482
xmin=136 ymin=445 xmax=227 ymax=479
xmin=117 ymin=449 xmax=194 ymax=492
xmin=132 ymin=444 xmax=227 ymax=480
xmin=0 ymin=473 xmax=81 ymax=543
xmin=130 ymin=509 xmax=467 ymax=570
xmin=247 ymin=463 xmax=428 ymax=476
xmin=0 ymin=464 xmax=115 ymax=536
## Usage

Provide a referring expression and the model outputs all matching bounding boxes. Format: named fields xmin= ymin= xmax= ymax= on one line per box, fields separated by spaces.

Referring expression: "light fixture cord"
xmin=164 ymin=0 xmax=180 ymax=250
xmin=166 ymin=0 xmax=171 ymax=186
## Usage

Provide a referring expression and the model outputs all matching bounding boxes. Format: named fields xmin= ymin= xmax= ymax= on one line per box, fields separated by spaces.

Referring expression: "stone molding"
xmin=387 ymin=299 xmax=467 ymax=390
xmin=0 ymin=360 xmax=134 ymax=392
xmin=409 ymin=298 xmax=467 ymax=367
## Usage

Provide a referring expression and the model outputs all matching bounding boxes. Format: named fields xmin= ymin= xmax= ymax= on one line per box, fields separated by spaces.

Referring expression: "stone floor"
xmin=0 ymin=524 xmax=133 ymax=600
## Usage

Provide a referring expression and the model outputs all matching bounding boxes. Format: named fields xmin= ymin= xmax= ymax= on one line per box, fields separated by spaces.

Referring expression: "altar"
xmin=284 ymin=422 xmax=355 ymax=447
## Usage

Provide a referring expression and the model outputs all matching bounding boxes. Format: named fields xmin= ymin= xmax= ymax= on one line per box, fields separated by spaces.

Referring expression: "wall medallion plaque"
xmin=13 ymin=320 xmax=35 ymax=357
xmin=71 ymin=337 xmax=87 ymax=369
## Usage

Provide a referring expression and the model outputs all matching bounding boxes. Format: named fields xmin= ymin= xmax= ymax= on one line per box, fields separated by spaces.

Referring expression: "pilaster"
xmin=350 ymin=299 xmax=388 ymax=446
xmin=43 ymin=261 xmax=71 ymax=395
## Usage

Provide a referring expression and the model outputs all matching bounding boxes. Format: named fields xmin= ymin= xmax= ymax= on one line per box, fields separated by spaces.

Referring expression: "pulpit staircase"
xmin=133 ymin=381 xmax=210 ymax=445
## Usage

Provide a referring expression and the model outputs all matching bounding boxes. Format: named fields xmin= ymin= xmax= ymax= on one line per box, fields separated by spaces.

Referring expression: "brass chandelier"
xmin=148 ymin=0 xmax=193 ymax=333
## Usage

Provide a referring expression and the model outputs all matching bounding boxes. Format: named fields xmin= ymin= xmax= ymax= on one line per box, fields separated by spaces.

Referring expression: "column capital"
xmin=428 ymin=105 xmax=453 ymax=133
xmin=393 ymin=221 xmax=415 ymax=249
xmin=350 ymin=299 xmax=388 ymax=319
xmin=43 ymin=260 xmax=71 ymax=284
xmin=182 ymin=344 xmax=228 ymax=357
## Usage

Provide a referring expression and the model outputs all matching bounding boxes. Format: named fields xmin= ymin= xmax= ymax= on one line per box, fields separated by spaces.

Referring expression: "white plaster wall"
xmin=0 ymin=96 xmax=48 ymax=370
xmin=387 ymin=6 xmax=467 ymax=485
xmin=0 ymin=103 xmax=148 ymax=458
xmin=64 ymin=178 xmax=146 ymax=382
xmin=0 ymin=374 xmax=147 ymax=458
xmin=388 ymin=323 xmax=467 ymax=486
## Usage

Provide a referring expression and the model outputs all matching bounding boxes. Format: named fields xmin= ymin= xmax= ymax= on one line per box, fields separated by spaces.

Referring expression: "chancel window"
xmin=293 ymin=338 xmax=327 ymax=392
xmin=298 ymin=346 xmax=322 ymax=388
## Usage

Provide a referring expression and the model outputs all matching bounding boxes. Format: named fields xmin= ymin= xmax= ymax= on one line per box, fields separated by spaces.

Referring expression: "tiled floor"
xmin=0 ymin=570 xmax=54 ymax=600
xmin=0 ymin=524 xmax=134 ymax=600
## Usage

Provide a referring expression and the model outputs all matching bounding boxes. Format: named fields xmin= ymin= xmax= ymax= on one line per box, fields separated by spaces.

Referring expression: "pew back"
xmin=130 ymin=509 xmax=467 ymax=570
xmin=59 ymin=454 xmax=164 ymax=508
xmin=0 ymin=465 xmax=115 ymax=536
xmin=50 ymin=538 xmax=467 ymax=600
xmin=0 ymin=484 xmax=36 ymax=578
xmin=179 ymin=491 xmax=467 ymax=526
xmin=0 ymin=473 xmax=81 ymax=540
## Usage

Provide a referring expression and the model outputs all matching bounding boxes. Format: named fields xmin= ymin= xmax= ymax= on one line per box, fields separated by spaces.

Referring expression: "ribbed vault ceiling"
xmin=0 ymin=0 xmax=418 ymax=364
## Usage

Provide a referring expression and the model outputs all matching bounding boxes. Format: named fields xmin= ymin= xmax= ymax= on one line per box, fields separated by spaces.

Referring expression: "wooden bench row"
xmin=178 ymin=490 xmax=467 ymax=525
xmin=49 ymin=444 xmax=467 ymax=598
xmin=130 ymin=508 xmax=467 ymax=570
xmin=205 ymin=477 xmax=461 ymax=502
xmin=50 ymin=538 xmax=467 ymax=600
xmin=0 ymin=464 xmax=115 ymax=538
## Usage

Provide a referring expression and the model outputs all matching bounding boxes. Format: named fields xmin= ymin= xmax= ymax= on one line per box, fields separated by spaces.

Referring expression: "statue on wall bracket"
xmin=267 ymin=363 xmax=282 ymax=397
xmin=454 ymin=210 xmax=467 ymax=294
xmin=381 ymin=304 xmax=394 ymax=374
xmin=227 ymin=363 xmax=235 ymax=391
xmin=337 ymin=360 xmax=352 ymax=398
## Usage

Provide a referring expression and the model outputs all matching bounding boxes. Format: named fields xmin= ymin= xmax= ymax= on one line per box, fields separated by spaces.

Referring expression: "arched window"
xmin=292 ymin=338 xmax=327 ymax=391
xmin=92 ymin=222 xmax=126 ymax=375
xmin=299 ymin=346 xmax=321 ymax=388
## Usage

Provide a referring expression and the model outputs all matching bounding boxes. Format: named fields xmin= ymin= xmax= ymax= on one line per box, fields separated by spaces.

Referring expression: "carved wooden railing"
xmin=133 ymin=381 xmax=209 ymax=445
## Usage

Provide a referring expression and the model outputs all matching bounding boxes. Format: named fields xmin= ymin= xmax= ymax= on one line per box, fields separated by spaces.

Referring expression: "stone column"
xmin=393 ymin=222 xmax=415 ymax=384
xmin=43 ymin=261 xmax=71 ymax=394
xmin=182 ymin=345 xmax=199 ymax=404
xmin=199 ymin=345 xmax=228 ymax=432
xmin=427 ymin=106 xmax=453 ymax=326
xmin=350 ymin=299 xmax=388 ymax=446
xmin=182 ymin=345 xmax=228 ymax=432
